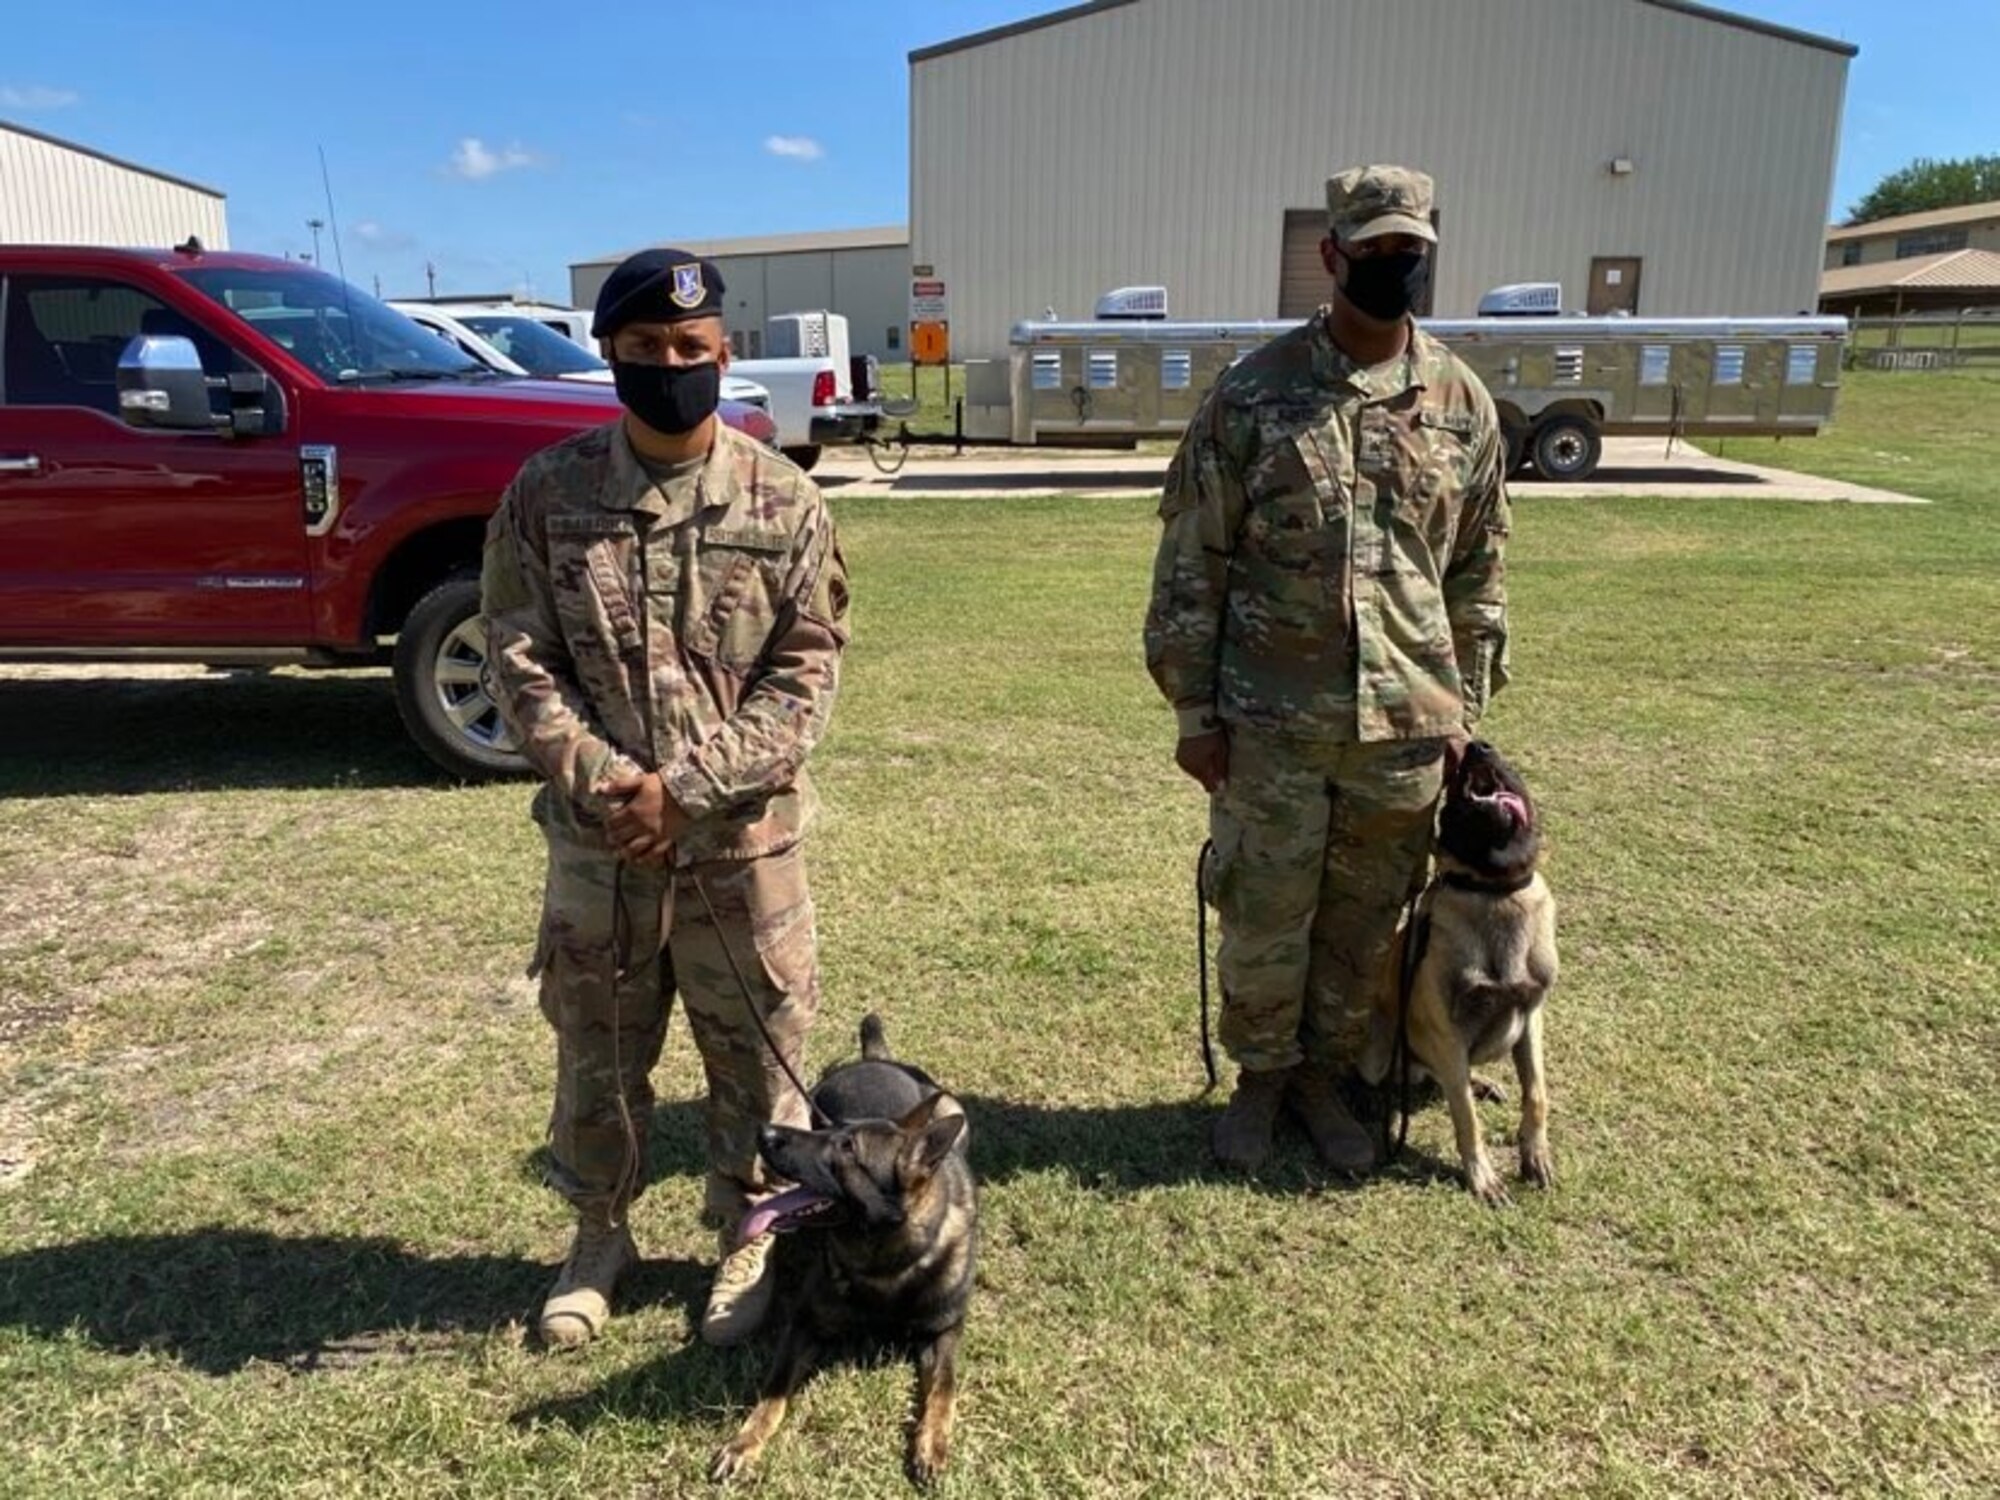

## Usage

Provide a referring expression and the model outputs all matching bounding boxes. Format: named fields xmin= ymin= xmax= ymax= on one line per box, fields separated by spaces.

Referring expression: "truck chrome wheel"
xmin=393 ymin=575 xmax=530 ymax=779
xmin=430 ymin=616 xmax=520 ymax=755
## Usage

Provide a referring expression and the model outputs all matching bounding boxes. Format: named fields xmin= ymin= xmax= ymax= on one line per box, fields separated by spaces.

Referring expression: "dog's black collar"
xmin=1439 ymin=869 xmax=1536 ymax=895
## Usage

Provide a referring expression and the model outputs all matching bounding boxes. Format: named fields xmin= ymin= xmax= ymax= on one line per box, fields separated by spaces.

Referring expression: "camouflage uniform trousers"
xmin=1209 ymin=725 xmax=1443 ymax=1073
xmin=533 ymin=834 xmax=820 ymax=1231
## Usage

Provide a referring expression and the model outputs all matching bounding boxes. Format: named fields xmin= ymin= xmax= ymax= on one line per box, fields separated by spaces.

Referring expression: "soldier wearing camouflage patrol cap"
xmin=481 ymin=247 xmax=850 ymax=1347
xmin=1144 ymin=165 xmax=1511 ymax=1174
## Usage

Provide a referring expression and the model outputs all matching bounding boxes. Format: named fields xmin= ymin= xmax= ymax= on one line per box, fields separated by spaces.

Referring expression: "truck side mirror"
xmin=116 ymin=335 xmax=219 ymax=431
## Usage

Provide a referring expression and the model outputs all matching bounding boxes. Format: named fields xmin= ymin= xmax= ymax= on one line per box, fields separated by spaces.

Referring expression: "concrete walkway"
xmin=814 ymin=436 xmax=1925 ymax=504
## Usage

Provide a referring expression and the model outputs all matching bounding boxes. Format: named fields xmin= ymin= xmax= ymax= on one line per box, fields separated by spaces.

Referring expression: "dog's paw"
xmin=711 ymin=1438 xmax=761 ymax=1484
xmin=909 ymin=1428 xmax=951 ymax=1487
xmin=1464 ymin=1157 xmax=1512 ymax=1207
xmin=1520 ymin=1137 xmax=1556 ymax=1188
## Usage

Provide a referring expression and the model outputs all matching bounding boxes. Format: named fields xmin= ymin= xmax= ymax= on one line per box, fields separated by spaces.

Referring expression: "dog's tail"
xmin=859 ymin=1013 xmax=891 ymax=1062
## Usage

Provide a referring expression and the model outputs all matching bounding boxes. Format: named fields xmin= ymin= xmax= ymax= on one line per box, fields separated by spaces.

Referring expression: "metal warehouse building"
xmin=1 ymin=121 xmax=228 ymax=248
xmin=570 ymin=226 xmax=910 ymax=360
xmin=912 ymin=0 xmax=1855 ymax=358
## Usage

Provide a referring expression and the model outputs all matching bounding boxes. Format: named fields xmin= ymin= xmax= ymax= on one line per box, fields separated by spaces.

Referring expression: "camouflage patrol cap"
xmin=1326 ymin=165 xmax=1437 ymax=245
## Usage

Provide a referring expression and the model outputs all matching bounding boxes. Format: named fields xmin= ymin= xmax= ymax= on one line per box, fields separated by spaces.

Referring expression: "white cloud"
xmin=0 ymin=85 xmax=80 ymax=110
xmin=445 ymin=137 xmax=541 ymax=180
xmin=352 ymin=220 xmax=416 ymax=252
xmin=764 ymin=135 xmax=825 ymax=162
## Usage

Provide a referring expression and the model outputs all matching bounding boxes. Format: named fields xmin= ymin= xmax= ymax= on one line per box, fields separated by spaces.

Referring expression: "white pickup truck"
xmin=393 ymin=301 xmax=876 ymax=469
xmin=729 ymin=310 xmax=884 ymax=471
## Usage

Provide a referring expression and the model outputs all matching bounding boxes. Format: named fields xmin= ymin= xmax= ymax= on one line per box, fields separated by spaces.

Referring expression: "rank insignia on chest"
xmin=1358 ymin=425 xmax=1396 ymax=472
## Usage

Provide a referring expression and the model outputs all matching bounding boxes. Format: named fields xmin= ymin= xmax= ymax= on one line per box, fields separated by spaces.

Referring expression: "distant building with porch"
xmin=1820 ymin=201 xmax=2000 ymax=316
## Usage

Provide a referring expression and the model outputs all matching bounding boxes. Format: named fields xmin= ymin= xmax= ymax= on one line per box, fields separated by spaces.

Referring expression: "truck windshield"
xmin=459 ymin=314 xmax=606 ymax=376
xmin=177 ymin=265 xmax=486 ymax=384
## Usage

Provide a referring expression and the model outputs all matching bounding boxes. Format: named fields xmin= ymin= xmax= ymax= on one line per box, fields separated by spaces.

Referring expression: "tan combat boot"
xmin=539 ymin=1214 xmax=637 ymax=1349
xmin=1211 ymin=1066 xmax=1291 ymax=1172
xmin=701 ymin=1228 xmax=778 ymax=1347
xmin=1286 ymin=1065 xmax=1377 ymax=1175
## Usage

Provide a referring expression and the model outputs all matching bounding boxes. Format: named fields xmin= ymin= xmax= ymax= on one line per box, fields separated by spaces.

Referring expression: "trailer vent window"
xmin=1716 ymin=345 xmax=1746 ymax=385
xmin=1162 ymin=349 xmax=1192 ymax=390
xmin=1785 ymin=344 xmax=1818 ymax=385
xmin=1640 ymin=345 xmax=1671 ymax=386
xmin=1088 ymin=350 xmax=1119 ymax=390
xmin=1032 ymin=351 xmax=1063 ymax=391
xmin=1554 ymin=348 xmax=1585 ymax=384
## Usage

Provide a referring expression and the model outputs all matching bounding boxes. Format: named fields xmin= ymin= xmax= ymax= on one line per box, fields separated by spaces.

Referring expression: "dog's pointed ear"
xmin=895 ymin=1093 xmax=942 ymax=1132
xmin=903 ymin=1111 xmax=966 ymax=1176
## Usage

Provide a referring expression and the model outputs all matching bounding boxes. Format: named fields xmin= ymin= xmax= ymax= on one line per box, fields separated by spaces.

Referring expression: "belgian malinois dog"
xmin=1359 ymin=740 xmax=1559 ymax=1205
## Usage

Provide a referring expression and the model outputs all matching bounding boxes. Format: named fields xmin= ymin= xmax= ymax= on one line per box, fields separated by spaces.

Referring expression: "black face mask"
xmin=612 ymin=359 xmax=721 ymax=435
xmin=1338 ymin=250 xmax=1431 ymax=322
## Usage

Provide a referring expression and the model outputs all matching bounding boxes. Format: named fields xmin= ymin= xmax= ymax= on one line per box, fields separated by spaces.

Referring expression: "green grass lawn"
xmin=872 ymin=360 xmax=967 ymax=437
xmin=1 ymin=370 xmax=1996 ymax=1497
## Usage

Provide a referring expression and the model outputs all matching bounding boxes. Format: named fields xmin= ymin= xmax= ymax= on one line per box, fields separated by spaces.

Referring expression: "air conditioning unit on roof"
xmin=1477 ymin=283 xmax=1563 ymax=317
xmin=1095 ymin=286 xmax=1169 ymax=320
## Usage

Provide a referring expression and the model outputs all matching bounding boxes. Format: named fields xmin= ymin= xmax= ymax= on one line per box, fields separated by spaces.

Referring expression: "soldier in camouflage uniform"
xmin=1144 ymin=166 xmax=1510 ymax=1173
xmin=482 ymin=249 xmax=849 ymax=1347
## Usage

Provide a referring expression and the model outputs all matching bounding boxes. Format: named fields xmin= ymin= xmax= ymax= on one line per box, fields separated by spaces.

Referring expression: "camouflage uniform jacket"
xmin=1145 ymin=312 xmax=1509 ymax=743
xmin=481 ymin=421 xmax=849 ymax=862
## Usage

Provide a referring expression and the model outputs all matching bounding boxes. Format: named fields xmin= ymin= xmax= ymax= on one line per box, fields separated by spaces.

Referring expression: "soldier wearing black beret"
xmin=482 ymin=245 xmax=850 ymax=1351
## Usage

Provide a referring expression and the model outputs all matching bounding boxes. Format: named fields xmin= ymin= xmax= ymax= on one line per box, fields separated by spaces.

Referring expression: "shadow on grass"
xmin=0 ymin=1228 xmax=710 ymax=1375
xmin=0 ymin=1112 xmax=728 ymax=1375
xmin=956 ymin=1089 xmax=1465 ymax=1195
xmin=0 ymin=669 xmax=471 ymax=796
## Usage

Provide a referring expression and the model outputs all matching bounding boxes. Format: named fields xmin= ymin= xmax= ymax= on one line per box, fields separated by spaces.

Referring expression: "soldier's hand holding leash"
xmin=605 ymin=769 xmax=689 ymax=866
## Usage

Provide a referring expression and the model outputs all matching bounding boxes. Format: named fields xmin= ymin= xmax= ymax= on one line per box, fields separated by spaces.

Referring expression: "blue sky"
xmin=2 ymin=1 xmax=1993 ymax=303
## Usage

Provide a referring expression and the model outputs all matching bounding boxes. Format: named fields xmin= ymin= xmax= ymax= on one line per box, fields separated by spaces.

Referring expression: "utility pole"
xmin=307 ymin=217 xmax=325 ymax=265
xmin=373 ymin=274 xmax=383 ymax=298
xmin=425 ymin=261 xmax=437 ymax=298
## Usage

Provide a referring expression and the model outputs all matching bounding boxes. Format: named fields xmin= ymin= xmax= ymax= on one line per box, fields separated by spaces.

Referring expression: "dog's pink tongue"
xmin=737 ymin=1185 xmax=828 ymax=1245
xmin=1494 ymin=791 xmax=1529 ymax=827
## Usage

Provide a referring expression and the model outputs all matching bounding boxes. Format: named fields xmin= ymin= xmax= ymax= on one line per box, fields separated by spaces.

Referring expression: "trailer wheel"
xmin=782 ymin=445 xmax=822 ymax=473
xmin=1501 ymin=420 xmax=1531 ymax=477
xmin=1530 ymin=415 xmax=1602 ymax=482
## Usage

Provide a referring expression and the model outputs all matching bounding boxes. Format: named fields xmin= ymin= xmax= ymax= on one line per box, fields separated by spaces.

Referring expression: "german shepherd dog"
xmin=711 ymin=1015 xmax=976 ymax=1486
xmin=1358 ymin=740 xmax=1559 ymax=1205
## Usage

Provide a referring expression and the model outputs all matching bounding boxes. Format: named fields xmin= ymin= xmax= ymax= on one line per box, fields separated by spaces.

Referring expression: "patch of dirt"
xmin=0 ymin=1096 xmax=39 ymax=1190
xmin=279 ymin=1328 xmax=478 ymax=1375
xmin=0 ymin=992 xmax=87 ymax=1045
xmin=0 ymin=663 xmax=223 ymax=682
xmin=0 ymin=806 xmax=262 ymax=1042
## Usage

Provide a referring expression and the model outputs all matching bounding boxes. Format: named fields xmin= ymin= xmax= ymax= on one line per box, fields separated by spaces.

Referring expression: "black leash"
xmin=1380 ymin=887 xmax=1433 ymax=1164
xmin=1195 ymin=838 xmax=1218 ymax=1091
xmin=689 ymin=870 xmax=834 ymax=1128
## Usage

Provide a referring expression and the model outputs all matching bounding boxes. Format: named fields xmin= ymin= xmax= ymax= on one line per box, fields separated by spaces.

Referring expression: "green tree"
xmin=1845 ymin=154 xmax=2000 ymax=225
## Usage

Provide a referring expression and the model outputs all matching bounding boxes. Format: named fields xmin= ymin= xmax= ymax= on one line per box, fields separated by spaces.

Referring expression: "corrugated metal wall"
xmin=0 ymin=128 xmax=228 ymax=248
xmin=912 ymin=0 xmax=1849 ymax=356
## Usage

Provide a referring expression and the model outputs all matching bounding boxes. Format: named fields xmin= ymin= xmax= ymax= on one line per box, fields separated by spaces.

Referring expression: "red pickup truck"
xmin=0 ymin=243 xmax=777 ymax=776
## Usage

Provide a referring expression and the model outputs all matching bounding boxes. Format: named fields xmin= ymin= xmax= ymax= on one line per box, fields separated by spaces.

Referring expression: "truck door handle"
xmin=0 ymin=453 xmax=45 ymax=475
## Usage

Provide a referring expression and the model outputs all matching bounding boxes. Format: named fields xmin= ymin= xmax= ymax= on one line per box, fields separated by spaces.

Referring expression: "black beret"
xmin=590 ymin=248 xmax=726 ymax=338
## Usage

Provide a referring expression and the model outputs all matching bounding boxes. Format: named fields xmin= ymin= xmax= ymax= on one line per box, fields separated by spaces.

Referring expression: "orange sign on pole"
xmin=911 ymin=320 xmax=950 ymax=366
xmin=910 ymin=276 xmax=950 ymax=366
